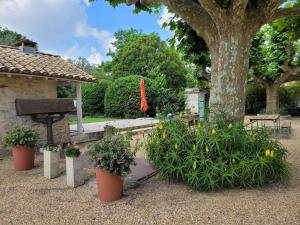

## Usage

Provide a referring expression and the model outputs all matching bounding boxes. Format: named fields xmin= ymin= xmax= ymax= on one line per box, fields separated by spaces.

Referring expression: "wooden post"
xmin=76 ymin=82 xmax=84 ymax=133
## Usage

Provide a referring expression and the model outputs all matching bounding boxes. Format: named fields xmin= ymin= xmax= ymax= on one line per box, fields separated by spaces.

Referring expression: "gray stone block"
xmin=44 ymin=150 xmax=60 ymax=179
xmin=66 ymin=156 xmax=85 ymax=188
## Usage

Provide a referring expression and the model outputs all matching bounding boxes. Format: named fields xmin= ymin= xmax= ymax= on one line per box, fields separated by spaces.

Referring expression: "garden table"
xmin=248 ymin=114 xmax=281 ymax=136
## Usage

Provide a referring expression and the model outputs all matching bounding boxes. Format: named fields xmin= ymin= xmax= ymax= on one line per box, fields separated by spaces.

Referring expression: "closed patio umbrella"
xmin=140 ymin=79 xmax=148 ymax=114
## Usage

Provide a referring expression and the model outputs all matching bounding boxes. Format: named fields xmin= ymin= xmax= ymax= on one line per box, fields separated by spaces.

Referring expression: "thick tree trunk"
xmin=266 ymin=84 xmax=279 ymax=113
xmin=209 ymin=35 xmax=251 ymax=122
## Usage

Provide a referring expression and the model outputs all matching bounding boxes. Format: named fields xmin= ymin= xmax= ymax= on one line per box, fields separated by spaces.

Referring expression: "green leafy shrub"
xmin=104 ymin=75 xmax=156 ymax=118
xmin=46 ymin=146 xmax=61 ymax=152
xmin=64 ymin=144 xmax=81 ymax=157
xmin=146 ymin=117 xmax=289 ymax=191
xmin=89 ymin=134 xmax=136 ymax=176
xmin=82 ymin=80 xmax=112 ymax=116
xmin=4 ymin=127 xmax=37 ymax=148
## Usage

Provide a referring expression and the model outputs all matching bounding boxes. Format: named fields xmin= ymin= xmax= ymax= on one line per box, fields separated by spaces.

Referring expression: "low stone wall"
xmin=0 ymin=75 xmax=70 ymax=147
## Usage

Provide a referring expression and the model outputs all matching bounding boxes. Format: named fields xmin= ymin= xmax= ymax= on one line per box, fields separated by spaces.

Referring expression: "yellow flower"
xmin=281 ymin=156 xmax=286 ymax=161
xmin=186 ymin=122 xmax=189 ymax=127
xmin=197 ymin=123 xmax=201 ymax=129
xmin=205 ymin=146 xmax=209 ymax=153
xmin=175 ymin=144 xmax=179 ymax=150
xmin=270 ymin=150 xmax=275 ymax=158
xmin=158 ymin=124 xmax=164 ymax=130
xmin=162 ymin=132 xmax=167 ymax=140
xmin=193 ymin=161 xmax=197 ymax=170
xmin=211 ymin=128 xmax=216 ymax=135
xmin=179 ymin=111 xmax=184 ymax=118
xmin=193 ymin=144 xmax=197 ymax=152
xmin=228 ymin=123 xmax=233 ymax=129
xmin=265 ymin=149 xmax=271 ymax=157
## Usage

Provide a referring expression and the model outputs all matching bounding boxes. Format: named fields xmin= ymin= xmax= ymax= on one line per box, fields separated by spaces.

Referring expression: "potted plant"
xmin=44 ymin=146 xmax=61 ymax=179
xmin=90 ymin=134 xmax=136 ymax=202
xmin=64 ymin=144 xmax=84 ymax=187
xmin=4 ymin=126 xmax=37 ymax=171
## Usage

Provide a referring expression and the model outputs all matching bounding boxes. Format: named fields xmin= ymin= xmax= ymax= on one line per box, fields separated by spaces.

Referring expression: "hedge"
xmin=104 ymin=75 xmax=156 ymax=118
xmin=82 ymin=80 xmax=111 ymax=116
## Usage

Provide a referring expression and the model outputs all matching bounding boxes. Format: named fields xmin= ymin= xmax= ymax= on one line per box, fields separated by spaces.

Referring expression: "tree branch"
xmin=271 ymin=7 xmax=300 ymax=21
xmin=165 ymin=0 xmax=218 ymax=49
xmin=276 ymin=64 xmax=300 ymax=85
xmin=198 ymin=0 xmax=226 ymax=25
xmin=253 ymin=75 xmax=268 ymax=86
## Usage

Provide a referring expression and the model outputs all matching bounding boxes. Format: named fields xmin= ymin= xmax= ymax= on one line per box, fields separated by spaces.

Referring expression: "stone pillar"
xmin=76 ymin=82 xmax=84 ymax=133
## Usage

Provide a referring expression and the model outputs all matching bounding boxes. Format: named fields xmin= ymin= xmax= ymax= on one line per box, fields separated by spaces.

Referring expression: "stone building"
xmin=0 ymin=40 xmax=96 ymax=147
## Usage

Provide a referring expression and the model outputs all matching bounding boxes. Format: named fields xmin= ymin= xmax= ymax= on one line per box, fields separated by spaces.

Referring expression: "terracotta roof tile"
xmin=0 ymin=45 xmax=97 ymax=82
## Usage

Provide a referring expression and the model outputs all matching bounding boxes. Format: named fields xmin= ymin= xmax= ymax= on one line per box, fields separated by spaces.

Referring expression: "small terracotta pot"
xmin=96 ymin=167 xmax=123 ymax=202
xmin=12 ymin=146 xmax=35 ymax=171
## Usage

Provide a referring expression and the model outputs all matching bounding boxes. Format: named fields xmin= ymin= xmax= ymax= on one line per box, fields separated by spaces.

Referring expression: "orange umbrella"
xmin=140 ymin=79 xmax=148 ymax=113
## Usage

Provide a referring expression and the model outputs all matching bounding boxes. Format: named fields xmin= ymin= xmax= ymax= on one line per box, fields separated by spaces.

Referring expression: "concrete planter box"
xmin=44 ymin=150 xmax=60 ymax=179
xmin=66 ymin=156 xmax=84 ymax=188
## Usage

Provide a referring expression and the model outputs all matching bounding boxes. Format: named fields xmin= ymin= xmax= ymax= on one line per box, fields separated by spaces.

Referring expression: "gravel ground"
xmin=1 ymin=119 xmax=300 ymax=225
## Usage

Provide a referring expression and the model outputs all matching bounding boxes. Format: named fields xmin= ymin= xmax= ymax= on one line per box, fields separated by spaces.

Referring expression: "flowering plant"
xmin=89 ymin=133 xmax=136 ymax=177
xmin=64 ymin=143 xmax=81 ymax=157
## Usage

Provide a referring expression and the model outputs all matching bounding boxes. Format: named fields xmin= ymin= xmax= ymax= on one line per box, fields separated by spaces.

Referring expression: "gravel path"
xmin=1 ymin=119 xmax=300 ymax=225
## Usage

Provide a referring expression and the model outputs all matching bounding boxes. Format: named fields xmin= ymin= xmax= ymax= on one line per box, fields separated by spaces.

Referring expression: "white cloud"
xmin=157 ymin=7 xmax=175 ymax=27
xmin=0 ymin=0 xmax=114 ymax=55
xmin=59 ymin=43 xmax=80 ymax=59
xmin=76 ymin=22 xmax=116 ymax=52
xmin=88 ymin=47 xmax=102 ymax=65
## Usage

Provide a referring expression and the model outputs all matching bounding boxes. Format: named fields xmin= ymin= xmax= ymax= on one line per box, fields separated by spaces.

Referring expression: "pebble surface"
xmin=1 ymin=118 xmax=300 ymax=225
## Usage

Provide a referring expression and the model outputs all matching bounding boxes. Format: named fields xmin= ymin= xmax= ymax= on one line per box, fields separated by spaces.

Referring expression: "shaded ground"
xmin=1 ymin=118 xmax=300 ymax=225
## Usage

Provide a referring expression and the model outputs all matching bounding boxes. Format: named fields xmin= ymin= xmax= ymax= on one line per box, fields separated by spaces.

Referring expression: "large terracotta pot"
xmin=96 ymin=167 xmax=123 ymax=202
xmin=12 ymin=146 xmax=35 ymax=171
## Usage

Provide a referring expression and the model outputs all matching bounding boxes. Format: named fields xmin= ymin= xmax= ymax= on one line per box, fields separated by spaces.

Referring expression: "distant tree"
xmin=250 ymin=18 xmax=300 ymax=112
xmin=110 ymin=31 xmax=187 ymax=89
xmin=0 ymin=26 xmax=27 ymax=46
xmin=68 ymin=57 xmax=95 ymax=74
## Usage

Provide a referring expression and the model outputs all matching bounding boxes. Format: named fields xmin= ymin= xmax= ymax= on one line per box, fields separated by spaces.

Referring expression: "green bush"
xmin=104 ymin=75 xmax=156 ymax=118
xmin=89 ymin=133 xmax=136 ymax=176
xmin=146 ymin=116 xmax=289 ymax=191
xmin=82 ymin=80 xmax=112 ymax=116
xmin=4 ymin=127 xmax=37 ymax=148
xmin=64 ymin=144 xmax=81 ymax=157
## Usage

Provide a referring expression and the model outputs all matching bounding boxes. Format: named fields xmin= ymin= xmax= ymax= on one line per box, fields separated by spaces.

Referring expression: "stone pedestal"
xmin=66 ymin=156 xmax=84 ymax=187
xmin=44 ymin=150 xmax=60 ymax=179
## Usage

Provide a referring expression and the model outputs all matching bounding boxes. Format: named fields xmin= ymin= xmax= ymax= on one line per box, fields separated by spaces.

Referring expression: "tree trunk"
xmin=266 ymin=84 xmax=279 ymax=113
xmin=209 ymin=34 xmax=251 ymax=122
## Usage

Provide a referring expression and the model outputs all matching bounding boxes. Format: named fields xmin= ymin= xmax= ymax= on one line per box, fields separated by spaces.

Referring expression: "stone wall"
xmin=0 ymin=75 xmax=71 ymax=147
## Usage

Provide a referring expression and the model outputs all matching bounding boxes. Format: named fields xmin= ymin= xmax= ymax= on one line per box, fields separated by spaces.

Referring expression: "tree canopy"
xmin=108 ymin=30 xmax=187 ymax=89
xmin=0 ymin=26 xmax=27 ymax=46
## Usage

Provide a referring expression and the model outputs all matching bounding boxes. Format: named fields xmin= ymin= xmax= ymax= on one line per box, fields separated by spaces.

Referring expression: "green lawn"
xmin=69 ymin=116 xmax=118 ymax=125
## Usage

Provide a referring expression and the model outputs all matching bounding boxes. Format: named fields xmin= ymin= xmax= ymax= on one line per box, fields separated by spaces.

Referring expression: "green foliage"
xmin=246 ymin=84 xmax=266 ymax=115
xmin=110 ymin=32 xmax=187 ymax=89
xmin=82 ymin=80 xmax=112 ymax=115
xmin=4 ymin=127 xmax=37 ymax=148
xmin=68 ymin=57 xmax=95 ymax=74
xmin=146 ymin=117 xmax=289 ymax=191
xmin=0 ymin=26 xmax=27 ymax=46
xmin=46 ymin=146 xmax=61 ymax=152
xmin=57 ymin=82 xmax=75 ymax=98
xmin=64 ymin=144 xmax=81 ymax=158
xmin=104 ymin=75 xmax=156 ymax=118
xmin=89 ymin=133 xmax=136 ymax=176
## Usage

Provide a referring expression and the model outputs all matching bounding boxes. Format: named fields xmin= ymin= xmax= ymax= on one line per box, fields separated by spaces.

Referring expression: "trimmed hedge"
xmin=104 ymin=75 xmax=156 ymax=118
xmin=82 ymin=80 xmax=111 ymax=116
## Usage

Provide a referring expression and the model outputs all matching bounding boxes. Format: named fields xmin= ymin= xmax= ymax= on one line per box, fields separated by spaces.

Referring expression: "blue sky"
xmin=0 ymin=0 xmax=172 ymax=64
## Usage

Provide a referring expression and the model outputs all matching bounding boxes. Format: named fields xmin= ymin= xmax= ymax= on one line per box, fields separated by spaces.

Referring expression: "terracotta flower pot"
xmin=96 ymin=167 xmax=123 ymax=202
xmin=12 ymin=146 xmax=35 ymax=171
